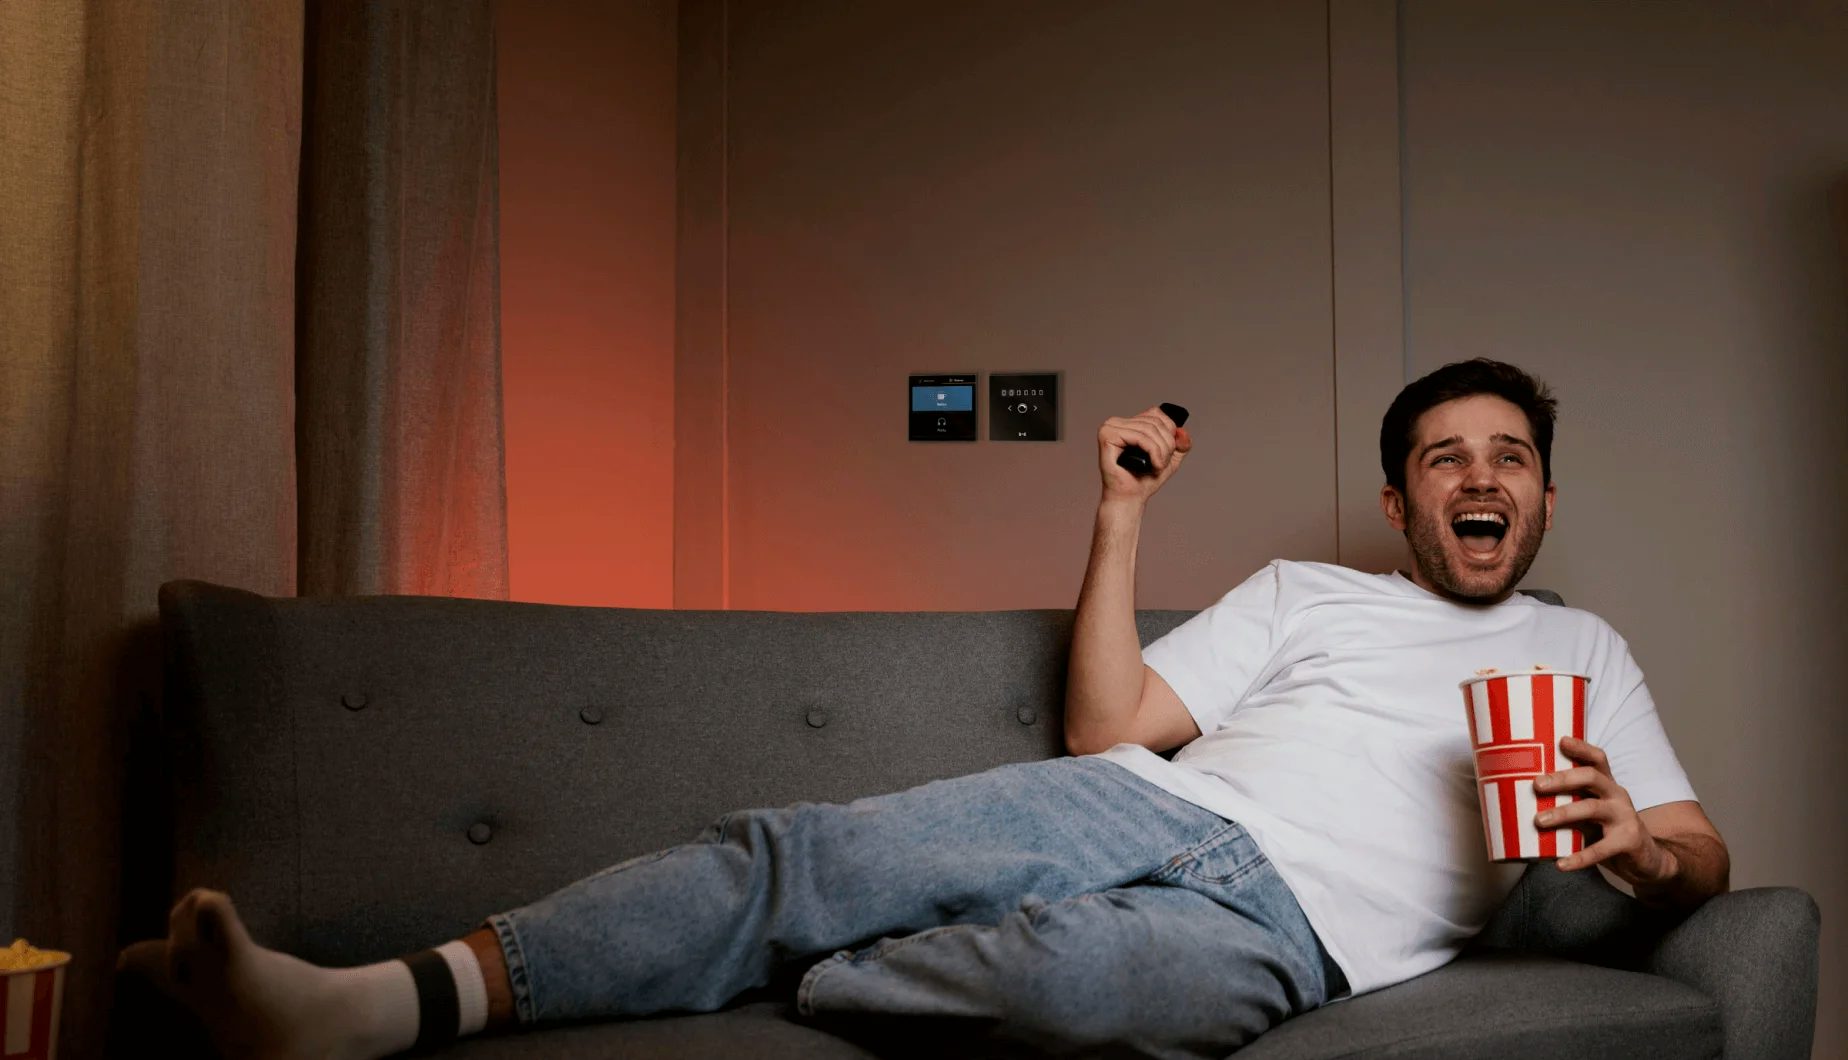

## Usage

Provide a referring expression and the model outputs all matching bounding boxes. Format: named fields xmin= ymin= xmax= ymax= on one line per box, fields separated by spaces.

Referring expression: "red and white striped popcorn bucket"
xmin=0 ymin=949 xmax=67 ymax=1060
xmin=1460 ymin=668 xmax=1590 ymax=863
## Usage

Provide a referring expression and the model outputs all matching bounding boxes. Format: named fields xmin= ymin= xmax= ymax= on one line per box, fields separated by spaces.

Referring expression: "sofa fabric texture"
xmin=118 ymin=580 xmax=1818 ymax=1058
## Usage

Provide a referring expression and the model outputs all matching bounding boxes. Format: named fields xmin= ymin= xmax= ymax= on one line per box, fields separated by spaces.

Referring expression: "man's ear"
xmin=1380 ymin=485 xmax=1407 ymax=531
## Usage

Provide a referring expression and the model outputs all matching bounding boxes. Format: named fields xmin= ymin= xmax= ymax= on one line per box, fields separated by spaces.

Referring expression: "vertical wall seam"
xmin=718 ymin=0 xmax=731 ymax=610
xmin=1327 ymin=0 xmax=1341 ymax=566
xmin=1395 ymin=0 xmax=1410 ymax=385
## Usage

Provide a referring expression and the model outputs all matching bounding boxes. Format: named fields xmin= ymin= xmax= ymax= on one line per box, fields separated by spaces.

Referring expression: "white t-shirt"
xmin=1094 ymin=559 xmax=1698 ymax=998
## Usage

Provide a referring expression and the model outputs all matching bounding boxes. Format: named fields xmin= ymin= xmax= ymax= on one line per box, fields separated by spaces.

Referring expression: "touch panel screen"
xmin=908 ymin=375 xmax=977 ymax=441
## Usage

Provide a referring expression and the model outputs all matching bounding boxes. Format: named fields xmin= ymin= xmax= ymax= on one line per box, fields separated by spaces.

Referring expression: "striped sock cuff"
xmin=435 ymin=940 xmax=490 ymax=1036
xmin=402 ymin=940 xmax=489 ymax=1047
xmin=401 ymin=949 xmax=456 ymax=1049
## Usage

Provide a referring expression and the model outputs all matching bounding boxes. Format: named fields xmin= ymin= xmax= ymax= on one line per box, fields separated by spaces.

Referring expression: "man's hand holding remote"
xmin=1098 ymin=405 xmax=1193 ymax=504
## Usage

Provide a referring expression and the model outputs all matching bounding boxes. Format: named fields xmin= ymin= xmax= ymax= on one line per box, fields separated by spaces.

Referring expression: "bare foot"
xmin=117 ymin=889 xmax=410 ymax=1060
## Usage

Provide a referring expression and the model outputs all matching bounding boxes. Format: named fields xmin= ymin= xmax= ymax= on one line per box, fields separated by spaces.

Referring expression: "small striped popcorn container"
xmin=1460 ymin=667 xmax=1590 ymax=863
xmin=0 ymin=946 xmax=68 ymax=1060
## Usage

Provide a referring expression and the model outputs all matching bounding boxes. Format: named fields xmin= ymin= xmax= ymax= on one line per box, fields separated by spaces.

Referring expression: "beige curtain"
xmin=0 ymin=1 xmax=505 ymax=1054
xmin=297 ymin=2 xmax=507 ymax=597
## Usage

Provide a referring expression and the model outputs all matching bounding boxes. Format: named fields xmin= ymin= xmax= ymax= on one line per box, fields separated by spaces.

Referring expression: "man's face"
xmin=1380 ymin=394 xmax=1555 ymax=606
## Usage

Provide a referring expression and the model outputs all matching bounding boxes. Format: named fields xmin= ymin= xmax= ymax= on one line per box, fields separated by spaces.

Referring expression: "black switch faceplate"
xmin=989 ymin=373 xmax=1058 ymax=441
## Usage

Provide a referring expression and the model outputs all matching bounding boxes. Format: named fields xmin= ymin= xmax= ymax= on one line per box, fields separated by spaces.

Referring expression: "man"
xmin=122 ymin=358 xmax=1727 ymax=1058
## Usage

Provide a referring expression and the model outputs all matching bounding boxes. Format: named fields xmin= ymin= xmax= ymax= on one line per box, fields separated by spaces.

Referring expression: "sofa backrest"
xmin=154 ymin=578 xmax=1572 ymax=968
xmin=155 ymin=581 xmax=1182 ymax=964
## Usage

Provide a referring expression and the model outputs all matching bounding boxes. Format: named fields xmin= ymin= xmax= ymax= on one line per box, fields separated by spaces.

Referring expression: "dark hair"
xmin=1379 ymin=358 xmax=1558 ymax=496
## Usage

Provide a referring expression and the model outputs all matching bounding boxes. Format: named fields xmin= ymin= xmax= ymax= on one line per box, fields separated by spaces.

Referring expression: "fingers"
xmin=1552 ymin=849 xmax=1596 ymax=871
xmin=1535 ymin=788 xmax=1648 ymax=874
xmin=1552 ymin=809 xmax=1649 ymax=872
xmin=1099 ymin=418 xmax=1175 ymax=471
xmin=1559 ymin=735 xmax=1611 ymax=774
xmin=1532 ymin=765 xmax=1614 ymax=797
xmin=1094 ymin=419 xmax=1167 ymax=465
xmin=1540 ymin=800 xmax=1614 ymax=871
xmin=1534 ymin=796 xmax=1598 ymax=830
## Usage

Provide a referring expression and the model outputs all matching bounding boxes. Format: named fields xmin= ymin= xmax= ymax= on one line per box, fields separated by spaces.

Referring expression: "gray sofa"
xmin=111 ymin=579 xmax=1821 ymax=1058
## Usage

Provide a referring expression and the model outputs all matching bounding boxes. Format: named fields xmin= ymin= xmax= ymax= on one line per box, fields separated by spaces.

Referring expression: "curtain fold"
xmin=0 ymin=2 xmax=505 ymax=1054
xmin=297 ymin=0 xmax=508 ymax=598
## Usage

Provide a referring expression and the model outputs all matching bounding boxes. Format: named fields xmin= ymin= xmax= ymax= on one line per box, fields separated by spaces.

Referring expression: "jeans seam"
xmin=1180 ymin=850 xmax=1271 ymax=888
xmin=1156 ymin=822 xmax=1267 ymax=886
xmin=859 ymin=921 xmax=987 ymax=962
xmin=571 ymin=816 xmax=728 ymax=893
xmin=486 ymin=912 xmax=536 ymax=1025
xmin=797 ymin=949 xmax=854 ymax=1015
xmin=580 ymin=846 xmax=677 ymax=886
xmin=802 ymin=915 xmax=1021 ymax=1015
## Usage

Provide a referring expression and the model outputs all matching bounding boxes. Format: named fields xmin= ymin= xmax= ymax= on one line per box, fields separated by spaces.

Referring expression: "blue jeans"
xmin=484 ymin=756 xmax=1347 ymax=1057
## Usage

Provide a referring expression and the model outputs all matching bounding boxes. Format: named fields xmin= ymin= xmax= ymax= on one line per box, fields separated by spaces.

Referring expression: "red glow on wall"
xmin=496 ymin=0 xmax=677 ymax=608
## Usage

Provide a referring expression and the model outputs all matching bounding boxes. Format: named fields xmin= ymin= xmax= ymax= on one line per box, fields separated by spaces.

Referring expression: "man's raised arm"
xmin=1065 ymin=406 xmax=1195 ymax=757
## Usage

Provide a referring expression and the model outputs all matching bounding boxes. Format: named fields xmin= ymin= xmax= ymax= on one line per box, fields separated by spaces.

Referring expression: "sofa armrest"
xmin=1643 ymin=886 xmax=1819 ymax=1060
xmin=1472 ymin=864 xmax=1820 ymax=1059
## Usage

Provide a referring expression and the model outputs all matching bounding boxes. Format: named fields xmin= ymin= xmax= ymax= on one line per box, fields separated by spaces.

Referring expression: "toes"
xmin=166 ymin=889 xmax=260 ymax=996
xmin=169 ymin=889 xmax=202 ymax=935
xmin=168 ymin=889 xmax=222 ymax=988
xmin=118 ymin=939 xmax=197 ymax=1011
xmin=192 ymin=891 xmax=250 ymax=954
xmin=171 ymin=893 xmax=201 ymax=952
xmin=117 ymin=939 xmax=170 ymax=983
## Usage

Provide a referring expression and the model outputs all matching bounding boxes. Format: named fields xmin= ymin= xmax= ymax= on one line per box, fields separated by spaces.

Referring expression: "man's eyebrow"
xmin=1418 ymin=433 xmax=1537 ymax=462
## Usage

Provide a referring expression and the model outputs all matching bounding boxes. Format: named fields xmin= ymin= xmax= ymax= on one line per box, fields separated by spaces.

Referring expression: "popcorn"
xmin=0 ymin=938 xmax=66 ymax=971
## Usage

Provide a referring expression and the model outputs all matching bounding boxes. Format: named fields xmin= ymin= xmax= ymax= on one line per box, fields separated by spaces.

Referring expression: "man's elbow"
xmin=1063 ymin=715 xmax=1127 ymax=757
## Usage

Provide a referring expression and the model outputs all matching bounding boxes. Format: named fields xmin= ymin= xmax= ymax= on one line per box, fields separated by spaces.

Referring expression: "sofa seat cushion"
xmin=441 ymin=1001 xmax=879 ymax=1059
xmin=429 ymin=953 xmax=1720 ymax=1059
xmin=1238 ymin=951 xmax=1722 ymax=1059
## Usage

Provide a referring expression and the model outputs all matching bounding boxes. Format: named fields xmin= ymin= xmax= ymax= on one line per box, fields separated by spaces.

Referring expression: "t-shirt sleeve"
xmin=1139 ymin=560 xmax=1284 ymax=737
xmin=1589 ymin=624 xmax=1699 ymax=811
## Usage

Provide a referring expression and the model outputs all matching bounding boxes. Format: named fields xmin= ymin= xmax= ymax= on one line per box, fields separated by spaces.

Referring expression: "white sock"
xmin=341 ymin=960 xmax=420 ymax=1056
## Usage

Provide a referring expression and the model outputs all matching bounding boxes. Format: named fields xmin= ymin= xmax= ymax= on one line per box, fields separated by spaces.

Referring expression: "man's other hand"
xmin=1531 ymin=735 xmax=1678 ymax=888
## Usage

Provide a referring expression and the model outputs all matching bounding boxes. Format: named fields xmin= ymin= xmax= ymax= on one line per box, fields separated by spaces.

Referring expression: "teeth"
xmin=1451 ymin=511 xmax=1506 ymax=525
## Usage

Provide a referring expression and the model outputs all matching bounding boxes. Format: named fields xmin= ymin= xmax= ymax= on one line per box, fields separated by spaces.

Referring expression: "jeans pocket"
xmin=1162 ymin=821 xmax=1269 ymax=888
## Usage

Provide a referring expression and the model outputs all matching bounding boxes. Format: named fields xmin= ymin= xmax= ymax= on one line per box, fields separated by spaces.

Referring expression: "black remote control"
xmin=1116 ymin=402 xmax=1191 ymax=477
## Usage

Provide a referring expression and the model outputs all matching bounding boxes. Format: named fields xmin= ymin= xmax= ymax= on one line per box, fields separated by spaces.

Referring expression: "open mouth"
xmin=1451 ymin=516 xmax=1508 ymax=558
